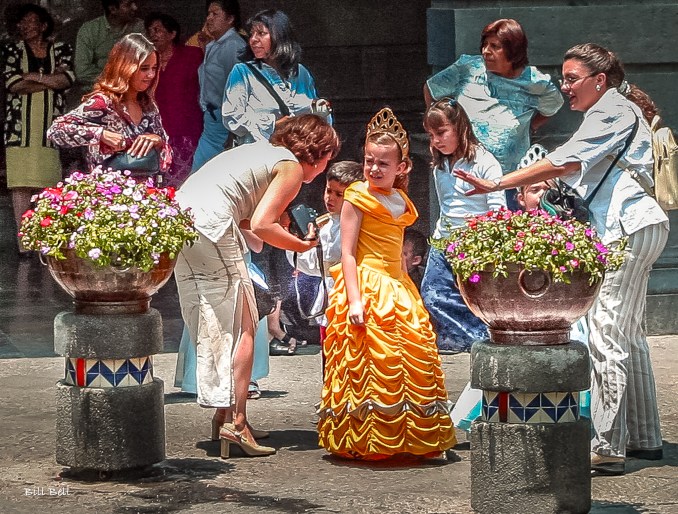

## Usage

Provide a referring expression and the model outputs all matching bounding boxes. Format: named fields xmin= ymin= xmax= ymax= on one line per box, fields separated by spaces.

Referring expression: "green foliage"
xmin=19 ymin=170 xmax=198 ymax=271
xmin=432 ymin=208 xmax=626 ymax=285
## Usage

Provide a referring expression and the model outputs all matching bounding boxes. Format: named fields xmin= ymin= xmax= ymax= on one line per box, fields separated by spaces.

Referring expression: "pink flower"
xmin=565 ymin=242 xmax=575 ymax=251
xmin=469 ymin=273 xmax=481 ymax=283
xmin=551 ymin=249 xmax=559 ymax=255
xmin=595 ymin=242 xmax=609 ymax=254
xmin=40 ymin=217 xmax=52 ymax=227
xmin=570 ymin=259 xmax=580 ymax=267
xmin=514 ymin=241 xmax=524 ymax=252
xmin=559 ymin=266 xmax=567 ymax=272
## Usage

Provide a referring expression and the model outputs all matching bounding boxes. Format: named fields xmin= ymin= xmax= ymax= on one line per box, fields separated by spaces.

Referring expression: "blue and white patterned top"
xmin=222 ymin=61 xmax=320 ymax=145
xmin=427 ymin=54 xmax=564 ymax=173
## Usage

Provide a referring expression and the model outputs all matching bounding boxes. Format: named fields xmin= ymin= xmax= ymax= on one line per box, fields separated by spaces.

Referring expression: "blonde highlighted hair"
xmin=86 ymin=33 xmax=159 ymax=111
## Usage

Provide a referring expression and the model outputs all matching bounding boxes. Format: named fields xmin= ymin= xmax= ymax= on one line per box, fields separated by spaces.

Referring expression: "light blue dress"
xmin=426 ymin=54 xmax=563 ymax=173
xmin=191 ymin=28 xmax=246 ymax=172
xmin=222 ymin=61 xmax=325 ymax=145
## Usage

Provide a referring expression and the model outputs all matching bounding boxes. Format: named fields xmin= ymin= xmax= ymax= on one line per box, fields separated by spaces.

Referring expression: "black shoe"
xmin=591 ymin=452 xmax=625 ymax=476
xmin=626 ymin=447 xmax=663 ymax=460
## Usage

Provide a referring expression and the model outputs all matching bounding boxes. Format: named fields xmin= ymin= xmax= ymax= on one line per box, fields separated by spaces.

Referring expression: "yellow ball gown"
xmin=317 ymin=181 xmax=456 ymax=459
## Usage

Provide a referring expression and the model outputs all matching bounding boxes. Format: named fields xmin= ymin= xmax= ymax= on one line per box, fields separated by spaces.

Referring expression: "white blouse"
xmin=548 ymin=89 xmax=668 ymax=244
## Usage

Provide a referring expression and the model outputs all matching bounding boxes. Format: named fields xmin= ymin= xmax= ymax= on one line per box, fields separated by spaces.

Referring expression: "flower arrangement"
xmin=433 ymin=208 xmax=626 ymax=284
xmin=19 ymin=169 xmax=198 ymax=272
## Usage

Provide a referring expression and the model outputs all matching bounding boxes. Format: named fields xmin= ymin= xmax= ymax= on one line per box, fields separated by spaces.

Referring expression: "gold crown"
xmin=365 ymin=107 xmax=409 ymax=159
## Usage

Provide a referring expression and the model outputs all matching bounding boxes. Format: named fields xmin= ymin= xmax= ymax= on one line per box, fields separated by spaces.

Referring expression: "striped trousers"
xmin=589 ymin=222 xmax=668 ymax=457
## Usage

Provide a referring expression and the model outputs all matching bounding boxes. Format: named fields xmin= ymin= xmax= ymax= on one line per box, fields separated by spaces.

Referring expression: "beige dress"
xmin=174 ymin=141 xmax=297 ymax=407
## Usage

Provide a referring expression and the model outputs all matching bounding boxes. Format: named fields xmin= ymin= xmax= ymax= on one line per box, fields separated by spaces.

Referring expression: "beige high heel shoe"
xmin=211 ymin=415 xmax=269 ymax=441
xmin=219 ymin=424 xmax=276 ymax=458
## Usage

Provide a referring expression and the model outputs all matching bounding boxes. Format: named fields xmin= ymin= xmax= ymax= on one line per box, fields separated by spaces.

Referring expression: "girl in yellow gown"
xmin=317 ymin=108 xmax=457 ymax=459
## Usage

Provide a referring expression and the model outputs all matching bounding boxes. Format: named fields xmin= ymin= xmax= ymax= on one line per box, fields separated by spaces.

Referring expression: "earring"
xmin=595 ymin=84 xmax=602 ymax=91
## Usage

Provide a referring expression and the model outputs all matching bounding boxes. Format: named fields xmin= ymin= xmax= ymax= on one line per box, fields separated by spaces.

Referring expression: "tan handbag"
xmin=652 ymin=116 xmax=678 ymax=210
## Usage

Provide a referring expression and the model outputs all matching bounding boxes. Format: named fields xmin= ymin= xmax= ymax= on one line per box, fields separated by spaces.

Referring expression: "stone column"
xmin=470 ymin=340 xmax=591 ymax=514
xmin=54 ymin=309 xmax=165 ymax=472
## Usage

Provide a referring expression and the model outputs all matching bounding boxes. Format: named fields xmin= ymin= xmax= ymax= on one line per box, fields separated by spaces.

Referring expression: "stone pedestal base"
xmin=54 ymin=308 xmax=166 ymax=472
xmin=470 ymin=339 xmax=591 ymax=514
xmin=471 ymin=420 xmax=590 ymax=514
xmin=55 ymin=379 xmax=165 ymax=471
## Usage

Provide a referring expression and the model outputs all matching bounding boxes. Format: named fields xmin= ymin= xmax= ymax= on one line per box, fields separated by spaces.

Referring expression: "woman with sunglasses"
xmin=454 ymin=43 xmax=668 ymax=477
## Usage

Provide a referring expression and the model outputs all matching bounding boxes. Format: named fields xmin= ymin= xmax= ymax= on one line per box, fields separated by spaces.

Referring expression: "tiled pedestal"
xmin=53 ymin=309 xmax=165 ymax=472
xmin=470 ymin=339 xmax=591 ymax=514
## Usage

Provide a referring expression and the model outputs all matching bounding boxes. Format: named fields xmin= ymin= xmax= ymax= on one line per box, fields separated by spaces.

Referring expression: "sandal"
xmin=269 ymin=333 xmax=297 ymax=356
xmin=247 ymin=381 xmax=261 ymax=400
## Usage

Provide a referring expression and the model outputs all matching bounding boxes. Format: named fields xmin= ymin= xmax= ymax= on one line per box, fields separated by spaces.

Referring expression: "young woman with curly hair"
xmin=48 ymin=33 xmax=172 ymax=177
xmin=174 ymin=114 xmax=340 ymax=458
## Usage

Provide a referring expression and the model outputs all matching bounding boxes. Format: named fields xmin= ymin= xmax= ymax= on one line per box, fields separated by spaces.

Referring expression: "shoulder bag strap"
xmin=244 ymin=61 xmax=291 ymax=117
xmin=584 ymin=116 xmax=639 ymax=207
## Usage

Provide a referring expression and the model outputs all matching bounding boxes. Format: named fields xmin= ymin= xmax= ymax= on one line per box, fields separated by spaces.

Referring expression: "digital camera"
xmin=287 ymin=204 xmax=319 ymax=239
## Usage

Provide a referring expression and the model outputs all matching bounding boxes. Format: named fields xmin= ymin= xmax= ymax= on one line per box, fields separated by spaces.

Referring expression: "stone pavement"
xmin=0 ymin=336 xmax=677 ymax=514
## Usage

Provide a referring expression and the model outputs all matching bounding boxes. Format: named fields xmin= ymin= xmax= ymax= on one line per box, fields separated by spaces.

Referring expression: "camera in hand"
xmin=287 ymin=204 xmax=319 ymax=239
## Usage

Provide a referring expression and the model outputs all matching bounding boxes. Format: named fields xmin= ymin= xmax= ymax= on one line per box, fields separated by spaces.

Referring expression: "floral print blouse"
xmin=47 ymin=92 xmax=172 ymax=172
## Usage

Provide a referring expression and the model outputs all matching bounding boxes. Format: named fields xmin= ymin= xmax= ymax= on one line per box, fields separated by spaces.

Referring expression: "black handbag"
xmin=248 ymin=261 xmax=280 ymax=320
xmin=102 ymin=148 xmax=160 ymax=179
xmin=539 ymin=180 xmax=590 ymax=223
xmin=539 ymin=117 xmax=639 ymax=222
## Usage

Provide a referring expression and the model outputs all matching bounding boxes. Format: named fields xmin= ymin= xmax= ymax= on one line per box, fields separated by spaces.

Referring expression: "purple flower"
xmin=595 ymin=242 xmax=609 ymax=254
xmin=551 ymin=249 xmax=559 ymax=255
xmin=469 ymin=273 xmax=481 ymax=283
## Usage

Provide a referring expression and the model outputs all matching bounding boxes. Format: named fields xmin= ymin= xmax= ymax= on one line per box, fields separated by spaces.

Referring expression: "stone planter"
xmin=461 ymin=265 xmax=596 ymax=514
xmin=44 ymin=250 xmax=176 ymax=314
xmin=458 ymin=265 xmax=602 ymax=344
xmin=45 ymin=250 xmax=172 ymax=473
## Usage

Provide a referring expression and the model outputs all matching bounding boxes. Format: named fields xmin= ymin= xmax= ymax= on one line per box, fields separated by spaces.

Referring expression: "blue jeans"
xmin=421 ymin=248 xmax=488 ymax=353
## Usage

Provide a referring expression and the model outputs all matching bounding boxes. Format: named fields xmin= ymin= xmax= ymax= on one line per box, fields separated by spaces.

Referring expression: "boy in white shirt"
xmin=285 ymin=161 xmax=364 ymax=354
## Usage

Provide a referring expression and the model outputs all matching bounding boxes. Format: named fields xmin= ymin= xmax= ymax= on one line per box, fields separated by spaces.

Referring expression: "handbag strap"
xmin=584 ymin=116 xmax=639 ymax=207
xmin=244 ymin=62 xmax=291 ymax=118
xmin=292 ymin=245 xmax=328 ymax=320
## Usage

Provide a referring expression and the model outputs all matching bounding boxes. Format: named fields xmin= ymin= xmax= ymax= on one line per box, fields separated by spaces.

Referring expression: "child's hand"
xmin=348 ymin=300 xmax=365 ymax=326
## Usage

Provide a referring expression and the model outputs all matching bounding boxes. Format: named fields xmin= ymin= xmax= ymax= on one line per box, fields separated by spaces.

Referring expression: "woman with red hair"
xmin=175 ymin=114 xmax=340 ymax=458
xmin=48 ymin=33 xmax=172 ymax=178
xmin=424 ymin=19 xmax=563 ymax=209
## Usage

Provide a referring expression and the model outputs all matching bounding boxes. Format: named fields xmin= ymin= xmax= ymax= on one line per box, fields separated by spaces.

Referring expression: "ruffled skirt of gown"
xmin=317 ymin=265 xmax=457 ymax=460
